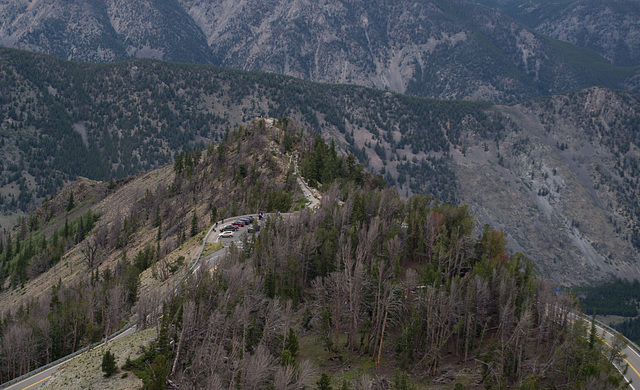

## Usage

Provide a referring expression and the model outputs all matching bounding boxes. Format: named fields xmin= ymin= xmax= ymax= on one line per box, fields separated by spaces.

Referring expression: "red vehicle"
xmin=232 ymin=220 xmax=245 ymax=227
xmin=221 ymin=224 xmax=239 ymax=231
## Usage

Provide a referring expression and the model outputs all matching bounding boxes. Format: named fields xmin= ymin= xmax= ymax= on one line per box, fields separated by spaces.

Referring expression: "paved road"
xmin=595 ymin=322 xmax=640 ymax=389
xmin=564 ymin=310 xmax=640 ymax=389
xmin=3 ymin=326 xmax=136 ymax=390
xmin=4 ymin=154 xmax=312 ymax=390
xmin=1 ymin=215 xmax=259 ymax=390
xmin=7 ymin=213 xmax=639 ymax=389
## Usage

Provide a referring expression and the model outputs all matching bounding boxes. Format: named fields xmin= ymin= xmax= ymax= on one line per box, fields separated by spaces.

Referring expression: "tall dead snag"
xmin=172 ymin=301 xmax=196 ymax=376
xmin=105 ymin=283 xmax=126 ymax=342
xmin=341 ymin=237 xmax=357 ymax=350
xmin=136 ymin=293 xmax=158 ymax=331
xmin=327 ymin=271 xmax=346 ymax=349
xmin=81 ymin=236 xmax=100 ymax=269
xmin=376 ymin=280 xmax=402 ymax=367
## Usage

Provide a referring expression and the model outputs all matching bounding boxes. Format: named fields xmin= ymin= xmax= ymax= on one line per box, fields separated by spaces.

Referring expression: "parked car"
xmin=232 ymin=220 xmax=245 ymax=227
xmin=221 ymin=224 xmax=239 ymax=231
xmin=218 ymin=230 xmax=233 ymax=238
xmin=248 ymin=224 xmax=261 ymax=233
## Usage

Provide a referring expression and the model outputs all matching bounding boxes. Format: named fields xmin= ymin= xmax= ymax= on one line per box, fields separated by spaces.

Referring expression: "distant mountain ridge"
xmin=471 ymin=0 xmax=640 ymax=67
xmin=1 ymin=48 xmax=640 ymax=284
xmin=0 ymin=0 xmax=638 ymax=102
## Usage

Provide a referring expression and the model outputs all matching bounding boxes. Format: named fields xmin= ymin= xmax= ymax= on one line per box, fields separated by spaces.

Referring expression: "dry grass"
xmin=40 ymin=327 xmax=156 ymax=390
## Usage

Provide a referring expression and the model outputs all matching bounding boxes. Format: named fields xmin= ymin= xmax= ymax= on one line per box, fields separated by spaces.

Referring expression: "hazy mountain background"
xmin=470 ymin=0 xmax=640 ymax=66
xmin=1 ymin=48 xmax=640 ymax=285
xmin=0 ymin=0 xmax=638 ymax=102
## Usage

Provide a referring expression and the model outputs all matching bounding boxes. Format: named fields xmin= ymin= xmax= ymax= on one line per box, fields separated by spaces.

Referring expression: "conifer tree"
xmin=102 ymin=350 xmax=117 ymax=377
xmin=146 ymin=355 xmax=170 ymax=390
xmin=66 ymin=191 xmax=75 ymax=212
xmin=190 ymin=211 xmax=198 ymax=237
xmin=284 ymin=327 xmax=299 ymax=359
xmin=317 ymin=373 xmax=333 ymax=390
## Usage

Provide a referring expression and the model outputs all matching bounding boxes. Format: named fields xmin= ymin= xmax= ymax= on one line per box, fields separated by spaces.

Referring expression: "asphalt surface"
xmin=563 ymin=310 xmax=640 ymax=389
xmin=1 ymin=215 xmax=258 ymax=390
xmin=6 ymin=213 xmax=640 ymax=390
xmin=3 ymin=326 xmax=136 ymax=390
xmin=595 ymin=322 xmax=640 ymax=389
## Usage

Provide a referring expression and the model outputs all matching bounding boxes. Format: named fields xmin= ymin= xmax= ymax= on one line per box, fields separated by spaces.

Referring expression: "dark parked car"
xmin=221 ymin=224 xmax=239 ymax=231
xmin=239 ymin=218 xmax=252 ymax=225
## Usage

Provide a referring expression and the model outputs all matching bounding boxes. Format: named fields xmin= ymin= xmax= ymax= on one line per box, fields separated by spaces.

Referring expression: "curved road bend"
xmin=5 ymin=161 xmax=314 ymax=390
xmin=595 ymin=322 xmax=640 ymax=389
xmin=565 ymin=311 xmax=640 ymax=389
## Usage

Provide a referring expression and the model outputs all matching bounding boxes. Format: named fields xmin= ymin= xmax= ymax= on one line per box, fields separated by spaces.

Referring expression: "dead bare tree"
xmin=80 ymin=235 xmax=100 ymax=269
xmin=1 ymin=324 xmax=31 ymax=378
xmin=274 ymin=364 xmax=297 ymax=390
xmin=374 ymin=276 xmax=403 ymax=367
xmin=240 ymin=344 xmax=274 ymax=390
xmin=343 ymin=235 xmax=367 ymax=350
xmin=172 ymin=301 xmax=196 ymax=376
xmin=136 ymin=293 xmax=158 ymax=330
xmin=105 ymin=283 xmax=126 ymax=342
xmin=94 ymin=224 xmax=110 ymax=250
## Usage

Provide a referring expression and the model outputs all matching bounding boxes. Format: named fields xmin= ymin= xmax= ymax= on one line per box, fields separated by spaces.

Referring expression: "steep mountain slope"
xmin=0 ymin=0 xmax=638 ymax=101
xmin=0 ymin=0 xmax=213 ymax=63
xmin=0 ymin=119 xmax=308 ymax=383
xmin=456 ymin=88 xmax=640 ymax=285
xmin=1 ymin=49 xmax=640 ymax=285
xmin=0 ymin=123 xmax=626 ymax=389
xmin=0 ymin=47 xmax=489 ymax=222
xmin=174 ymin=0 xmax=640 ymax=101
xmin=472 ymin=0 xmax=640 ymax=67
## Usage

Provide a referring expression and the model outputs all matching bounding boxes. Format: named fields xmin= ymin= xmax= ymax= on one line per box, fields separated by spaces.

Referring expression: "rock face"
xmin=347 ymin=86 xmax=640 ymax=285
xmin=451 ymin=88 xmax=640 ymax=285
xmin=0 ymin=0 xmax=637 ymax=102
xmin=534 ymin=0 xmax=640 ymax=67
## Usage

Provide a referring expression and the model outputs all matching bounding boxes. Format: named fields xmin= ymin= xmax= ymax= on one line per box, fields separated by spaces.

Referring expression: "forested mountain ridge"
xmin=1 ymin=0 xmax=639 ymax=102
xmin=0 ymin=121 xmax=629 ymax=388
xmin=0 ymin=119 xmax=306 ymax=383
xmin=0 ymin=47 xmax=492 ymax=223
xmin=471 ymin=0 xmax=640 ymax=67
xmin=0 ymin=0 xmax=213 ymax=63
xmin=2 ymin=48 xmax=640 ymax=285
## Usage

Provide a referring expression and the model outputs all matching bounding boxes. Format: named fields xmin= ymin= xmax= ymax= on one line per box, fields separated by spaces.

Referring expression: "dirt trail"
xmin=290 ymin=152 xmax=320 ymax=209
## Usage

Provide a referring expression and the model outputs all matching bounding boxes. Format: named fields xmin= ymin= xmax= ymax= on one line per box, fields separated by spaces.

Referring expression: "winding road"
xmin=8 ymin=170 xmax=637 ymax=389
xmin=1 ymin=215 xmax=260 ymax=390
xmin=2 ymin=159 xmax=319 ymax=390
xmin=594 ymin=320 xmax=640 ymax=389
